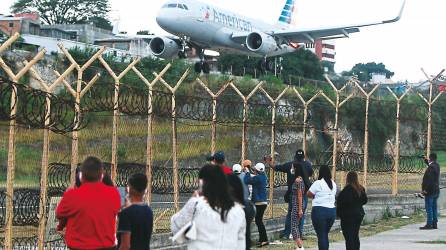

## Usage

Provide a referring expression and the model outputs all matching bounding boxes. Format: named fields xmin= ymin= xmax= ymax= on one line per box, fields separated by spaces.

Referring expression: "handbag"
xmin=171 ymin=202 xmax=198 ymax=244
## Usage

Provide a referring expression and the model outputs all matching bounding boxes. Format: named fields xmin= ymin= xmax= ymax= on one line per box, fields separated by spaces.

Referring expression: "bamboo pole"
xmin=58 ymin=44 xmax=104 ymax=186
xmin=0 ymin=35 xmax=45 ymax=249
xmin=386 ymin=86 xmax=411 ymax=195
xmin=324 ymin=76 xmax=354 ymax=178
xmin=420 ymin=69 xmax=445 ymax=157
xmin=196 ymin=79 xmax=231 ymax=154
xmin=99 ymin=57 xmax=139 ymax=182
xmin=133 ymin=63 xmax=171 ymax=204
xmin=354 ymin=82 xmax=380 ymax=189
xmin=153 ymin=69 xmax=190 ymax=211
xmin=229 ymin=81 xmax=263 ymax=161
xmin=4 ymin=84 xmax=17 ymax=250
xmin=259 ymin=86 xmax=289 ymax=219
xmin=27 ymin=63 xmax=65 ymax=250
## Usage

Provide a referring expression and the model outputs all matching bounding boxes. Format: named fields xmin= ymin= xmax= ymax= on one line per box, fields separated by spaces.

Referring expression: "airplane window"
xmin=178 ymin=4 xmax=184 ymax=9
xmin=167 ymin=3 xmax=177 ymax=8
xmin=183 ymin=4 xmax=189 ymax=10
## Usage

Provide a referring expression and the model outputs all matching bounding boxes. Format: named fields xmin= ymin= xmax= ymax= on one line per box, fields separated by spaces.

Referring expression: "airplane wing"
xmin=231 ymin=0 xmax=405 ymax=43
xmin=273 ymin=0 xmax=405 ymax=43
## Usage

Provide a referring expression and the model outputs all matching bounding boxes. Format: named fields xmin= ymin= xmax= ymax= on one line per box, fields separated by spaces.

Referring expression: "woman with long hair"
xmin=336 ymin=171 xmax=368 ymax=250
xmin=307 ymin=165 xmax=337 ymax=250
xmin=171 ymin=164 xmax=246 ymax=249
xmin=291 ymin=163 xmax=306 ymax=250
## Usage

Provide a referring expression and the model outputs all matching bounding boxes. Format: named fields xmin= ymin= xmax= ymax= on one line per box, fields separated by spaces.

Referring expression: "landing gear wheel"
xmin=194 ymin=62 xmax=202 ymax=73
xmin=178 ymin=51 xmax=187 ymax=59
xmin=202 ymin=62 xmax=210 ymax=74
xmin=266 ymin=60 xmax=275 ymax=71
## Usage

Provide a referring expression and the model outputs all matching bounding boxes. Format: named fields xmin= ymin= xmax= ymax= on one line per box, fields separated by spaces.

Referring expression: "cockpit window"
xmin=162 ymin=3 xmax=189 ymax=10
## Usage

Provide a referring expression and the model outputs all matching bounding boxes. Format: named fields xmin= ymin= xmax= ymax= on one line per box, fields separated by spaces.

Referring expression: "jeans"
xmin=425 ymin=193 xmax=439 ymax=225
xmin=282 ymin=193 xmax=308 ymax=237
xmin=312 ymin=206 xmax=336 ymax=250
xmin=255 ymin=204 xmax=268 ymax=243
xmin=245 ymin=202 xmax=256 ymax=250
xmin=341 ymin=215 xmax=364 ymax=250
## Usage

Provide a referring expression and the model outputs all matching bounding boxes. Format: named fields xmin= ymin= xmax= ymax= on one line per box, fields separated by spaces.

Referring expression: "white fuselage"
xmin=156 ymin=0 xmax=297 ymax=57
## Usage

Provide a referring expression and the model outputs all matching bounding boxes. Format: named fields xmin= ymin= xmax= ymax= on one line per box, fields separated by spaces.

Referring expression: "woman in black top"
xmin=336 ymin=171 xmax=368 ymax=250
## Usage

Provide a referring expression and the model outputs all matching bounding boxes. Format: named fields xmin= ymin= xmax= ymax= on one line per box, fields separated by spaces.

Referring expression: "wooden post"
xmin=133 ymin=63 xmax=171 ymax=204
xmin=27 ymin=64 xmax=67 ymax=249
xmin=58 ymin=44 xmax=104 ymax=186
xmin=99 ymin=57 xmax=140 ymax=182
xmin=354 ymin=81 xmax=380 ymax=189
xmin=196 ymin=79 xmax=232 ymax=154
xmin=229 ymin=81 xmax=263 ymax=161
xmin=324 ymin=76 xmax=354 ymax=178
xmin=387 ymin=86 xmax=412 ymax=195
xmin=0 ymin=34 xmax=45 ymax=249
xmin=420 ymin=69 xmax=445 ymax=157
xmin=259 ymin=86 xmax=289 ymax=219
xmin=293 ymin=88 xmax=322 ymax=158
xmin=154 ymin=69 xmax=190 ymax=211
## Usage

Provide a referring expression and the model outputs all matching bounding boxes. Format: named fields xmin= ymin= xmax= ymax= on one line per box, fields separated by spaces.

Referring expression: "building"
xmin=0 ymin=13 xmax=40 ymax=37
xmin=94 ymin=37 xmax=154 ymax=58
xmin=44 ymin=24 xmax=114 ymax=44
xmin=306 ymin=40 xmax=336 ymax=65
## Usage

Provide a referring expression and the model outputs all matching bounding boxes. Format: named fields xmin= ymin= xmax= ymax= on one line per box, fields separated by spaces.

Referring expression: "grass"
xmin=263 ymin=211 xmax=426 ymax=249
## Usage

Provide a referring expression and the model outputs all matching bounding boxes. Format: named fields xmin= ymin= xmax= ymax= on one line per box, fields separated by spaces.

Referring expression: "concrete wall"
xmin=150 ymin=194 xmax=431 ymax=249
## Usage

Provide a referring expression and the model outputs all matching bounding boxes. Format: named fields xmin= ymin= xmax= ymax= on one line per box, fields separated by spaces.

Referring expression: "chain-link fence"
xmin=1 ymin=34 xmax=444 ymax=249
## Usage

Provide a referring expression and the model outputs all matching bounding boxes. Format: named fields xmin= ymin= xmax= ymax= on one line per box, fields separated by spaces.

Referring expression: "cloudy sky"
xmin=1 ymin=0 xmax=445 ymax=82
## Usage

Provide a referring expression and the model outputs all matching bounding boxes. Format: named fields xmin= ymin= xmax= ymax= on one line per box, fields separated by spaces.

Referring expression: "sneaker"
xmin=433 ymin=223 xmax=438 ymax=229
xmin=419 ymin=224 xmax=434 ymax=230
xmin=257 ymin=241 xmax=269 ymax=248
xmin=295 ymin=247 xmax=305 ymax=250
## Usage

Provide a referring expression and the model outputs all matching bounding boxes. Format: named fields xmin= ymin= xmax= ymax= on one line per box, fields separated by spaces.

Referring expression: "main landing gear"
xmin=194 ymin=49 xmax=210 ymax=74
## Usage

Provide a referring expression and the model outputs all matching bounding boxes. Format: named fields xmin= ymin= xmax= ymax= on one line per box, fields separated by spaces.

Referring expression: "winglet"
xmin=383 ymin=0 xmax=405 ymax=24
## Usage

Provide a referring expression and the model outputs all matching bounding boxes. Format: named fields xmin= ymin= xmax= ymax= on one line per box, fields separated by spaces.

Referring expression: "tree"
xmin=136 ymin=30 xmax=154 ymax=35
xmin=87 ymin=16 xmax=112 ymax=31
xmin=344 ymin=62 xmax=394 ymax=82
xmin=11 ymin=0 xmax=110 ymax=25
xmin=280 ymin=49 xmax=324 ymax=80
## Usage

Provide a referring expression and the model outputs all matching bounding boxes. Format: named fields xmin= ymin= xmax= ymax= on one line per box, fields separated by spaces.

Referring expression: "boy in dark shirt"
xmin=118 ymin=173 xmax=153 ymax=250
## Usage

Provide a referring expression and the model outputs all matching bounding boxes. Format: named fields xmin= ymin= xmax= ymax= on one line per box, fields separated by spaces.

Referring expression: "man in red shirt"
xmin=56 ymin=156 xmax=120 ymax=249
xmin=209 ymin=151 xmax=232 ymax=174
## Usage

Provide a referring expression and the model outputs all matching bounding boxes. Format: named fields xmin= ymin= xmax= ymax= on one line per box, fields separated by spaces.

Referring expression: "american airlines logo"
xmin=212 ymin=9 xmax=253 ymax=32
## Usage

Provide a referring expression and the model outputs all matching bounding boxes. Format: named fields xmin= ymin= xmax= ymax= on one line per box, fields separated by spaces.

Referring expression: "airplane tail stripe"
xmin=278 ymin=0 xmax=297 ymax=26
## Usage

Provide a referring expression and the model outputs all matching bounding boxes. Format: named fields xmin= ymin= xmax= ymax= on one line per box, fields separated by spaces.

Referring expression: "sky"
xmin=1 ymin=0 xmax=445 ymax=82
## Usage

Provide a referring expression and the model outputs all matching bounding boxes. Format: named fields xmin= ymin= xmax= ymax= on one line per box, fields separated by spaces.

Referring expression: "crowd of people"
xmin=55 ymin=151 xmax=440 ymax=250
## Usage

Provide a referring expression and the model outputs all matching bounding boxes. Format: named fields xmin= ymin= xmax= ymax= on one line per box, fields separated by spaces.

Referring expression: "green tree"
xmin=281 ymin=49 xmax=324 ymax=80
xmin=11 ymin=0 xmax=110 ymax=25
xmin=87 ymin=16 xmax=112 ymax=31
xmin=344 ymin=62 xmax=394 ymax=82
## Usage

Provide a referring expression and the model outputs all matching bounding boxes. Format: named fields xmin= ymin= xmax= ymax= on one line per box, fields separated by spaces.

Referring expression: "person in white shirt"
xmin=307 ymin=165 xmax=337 ymax=250
xmin=171 ymin=164 xmax=246 ymax=250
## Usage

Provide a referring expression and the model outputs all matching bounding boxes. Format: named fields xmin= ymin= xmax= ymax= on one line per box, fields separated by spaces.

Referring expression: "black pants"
xmin=340 ymin=215 xmax=364 ymax=250
xmin=255 ymin=204 xmax=268 ymax=243
xmin=245 ymin=202 xmax=256 ymax=250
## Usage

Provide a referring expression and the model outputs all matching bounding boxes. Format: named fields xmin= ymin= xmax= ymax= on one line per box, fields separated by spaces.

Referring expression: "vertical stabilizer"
xmin=277 ymin=0 xmax=298 ymax=26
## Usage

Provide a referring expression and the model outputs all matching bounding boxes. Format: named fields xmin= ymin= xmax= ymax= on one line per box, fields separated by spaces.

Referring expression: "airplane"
xmin=151 ymin=0 xmax=406 ymax=73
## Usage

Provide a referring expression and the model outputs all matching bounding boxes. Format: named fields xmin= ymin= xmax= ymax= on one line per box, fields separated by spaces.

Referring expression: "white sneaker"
xmin=295 ymin=247 xmax=305 ymax=250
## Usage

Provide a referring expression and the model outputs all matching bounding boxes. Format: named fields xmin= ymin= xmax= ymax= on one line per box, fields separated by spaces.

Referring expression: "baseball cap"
xmin=208 ymin=151 xmax=225 ymax=163
xmin=254 ymin=163 xmax=265 ymax=172
xmin=232 ymin=164 xmax=242 ymax=173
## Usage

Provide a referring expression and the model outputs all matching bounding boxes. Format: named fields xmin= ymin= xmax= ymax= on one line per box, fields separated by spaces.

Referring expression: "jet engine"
xmin=245 ymin=32 xmax=277 ymax=55
xmin=149 ymin=37 xmax=180 ymax=59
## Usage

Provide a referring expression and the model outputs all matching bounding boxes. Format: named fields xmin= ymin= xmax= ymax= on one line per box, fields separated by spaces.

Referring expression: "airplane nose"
xmin=156 ymin=12 xmax=172 ymax=29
